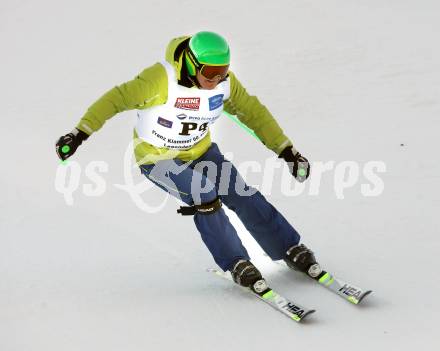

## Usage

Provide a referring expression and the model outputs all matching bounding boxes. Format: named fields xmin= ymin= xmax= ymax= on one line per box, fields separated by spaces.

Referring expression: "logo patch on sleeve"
xmin=175 ymin=97 xmax=200 ymax=111
xmin=157 ymin=116 xmax=173 ymax=128
xmin=209 ymin=94 xmax=224 ymax=111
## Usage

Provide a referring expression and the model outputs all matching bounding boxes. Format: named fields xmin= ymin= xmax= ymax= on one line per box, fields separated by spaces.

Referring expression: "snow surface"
xmin=1 ymin=0 xmax=439 ymax=350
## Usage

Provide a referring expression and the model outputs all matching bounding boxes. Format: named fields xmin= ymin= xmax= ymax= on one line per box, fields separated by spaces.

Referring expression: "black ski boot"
xmin=230 ymin=260 xmax=270 ymax=295
xmin=284 ymin=244 xmax=323 ymax=279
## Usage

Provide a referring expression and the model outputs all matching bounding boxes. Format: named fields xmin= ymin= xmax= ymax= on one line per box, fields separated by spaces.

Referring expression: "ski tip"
xmin=357 ymin=290 xmax=373 ymax=304
xmin=297 ymin=309 xmax=316 ymax=323
xmin=348 ymin=290 xmax=373 ymax=305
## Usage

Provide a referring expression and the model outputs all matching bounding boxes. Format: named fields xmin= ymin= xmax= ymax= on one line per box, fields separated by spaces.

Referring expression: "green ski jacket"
xmin=76 ymin=35 xmax=293 ymax=164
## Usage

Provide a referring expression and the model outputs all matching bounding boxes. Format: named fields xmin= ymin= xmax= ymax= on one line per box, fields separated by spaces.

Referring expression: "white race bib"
xmin=135 ymin=61 xmax=230 ymax=149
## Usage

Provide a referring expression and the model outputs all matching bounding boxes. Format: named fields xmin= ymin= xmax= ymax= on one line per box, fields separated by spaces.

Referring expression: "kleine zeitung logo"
xmin=175 ymin=97 xmax=200 ymax=111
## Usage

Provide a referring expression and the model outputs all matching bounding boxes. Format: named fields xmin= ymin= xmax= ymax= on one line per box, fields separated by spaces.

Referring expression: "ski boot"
xmin=230 ymin=260 xmax=270 ymax=295
xmin=284 ymin=244 xmax=323 ymax=279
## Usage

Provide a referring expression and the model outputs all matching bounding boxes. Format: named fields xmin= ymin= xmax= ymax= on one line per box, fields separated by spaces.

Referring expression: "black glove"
xmin=278 ymin=146 xmax=311 ymax=182
xmin=55 ymin=128 xmax=89 ymax=161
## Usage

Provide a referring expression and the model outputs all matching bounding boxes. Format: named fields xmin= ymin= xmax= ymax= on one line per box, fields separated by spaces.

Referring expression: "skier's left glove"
xmin=278 ymin=146 xmax=311 ymax=182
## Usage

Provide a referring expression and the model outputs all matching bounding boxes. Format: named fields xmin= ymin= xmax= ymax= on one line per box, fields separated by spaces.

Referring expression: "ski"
xmin=264 ymin=256 xmax=372 ymax=305
xmin=207 ymin=268 xmax=316 ymax=323
xmin=314 ymin=271 xmax=372 ymax=305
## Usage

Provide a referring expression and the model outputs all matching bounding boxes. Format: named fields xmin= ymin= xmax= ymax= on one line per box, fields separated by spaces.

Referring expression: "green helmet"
xmin=185 ymin=31 xmax=230 ymax=76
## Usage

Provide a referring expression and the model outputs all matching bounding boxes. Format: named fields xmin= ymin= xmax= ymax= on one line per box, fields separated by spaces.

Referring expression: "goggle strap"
xmin=186 ymin=48 xmax=201 ymax=69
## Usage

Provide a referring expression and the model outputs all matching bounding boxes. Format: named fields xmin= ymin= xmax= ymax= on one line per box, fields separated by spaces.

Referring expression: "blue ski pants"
xmin=140 ymin=143 xmax=300 ymax=271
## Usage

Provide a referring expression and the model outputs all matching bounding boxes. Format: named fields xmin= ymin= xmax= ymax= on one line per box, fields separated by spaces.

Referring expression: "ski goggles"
xmin=186 ymin=47 xmax=229 ymax=80
xmin=199 ymin=64 xmax=229 ymax=80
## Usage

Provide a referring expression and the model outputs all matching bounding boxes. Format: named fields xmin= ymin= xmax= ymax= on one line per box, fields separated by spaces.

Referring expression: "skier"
xmin=55 ymin=31 xmax=322 ymax=295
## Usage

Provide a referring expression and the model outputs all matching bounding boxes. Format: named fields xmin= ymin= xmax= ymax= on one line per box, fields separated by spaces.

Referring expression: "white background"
xmin=1 ymin=0 xmax=439 ymax=350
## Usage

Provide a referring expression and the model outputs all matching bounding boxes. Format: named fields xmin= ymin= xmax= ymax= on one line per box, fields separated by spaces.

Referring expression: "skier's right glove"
xmin=278 ymin=146 xmax=311 ymax=183
xmin=55 ymin=128 xmax=89 ymax=161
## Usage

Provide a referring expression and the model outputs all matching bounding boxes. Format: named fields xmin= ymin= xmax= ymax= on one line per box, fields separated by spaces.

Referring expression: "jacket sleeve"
xmin=223 ymin=71 xmax=293 ymax=155
xmin=76 ymin=63 xmax=168 ymax=135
